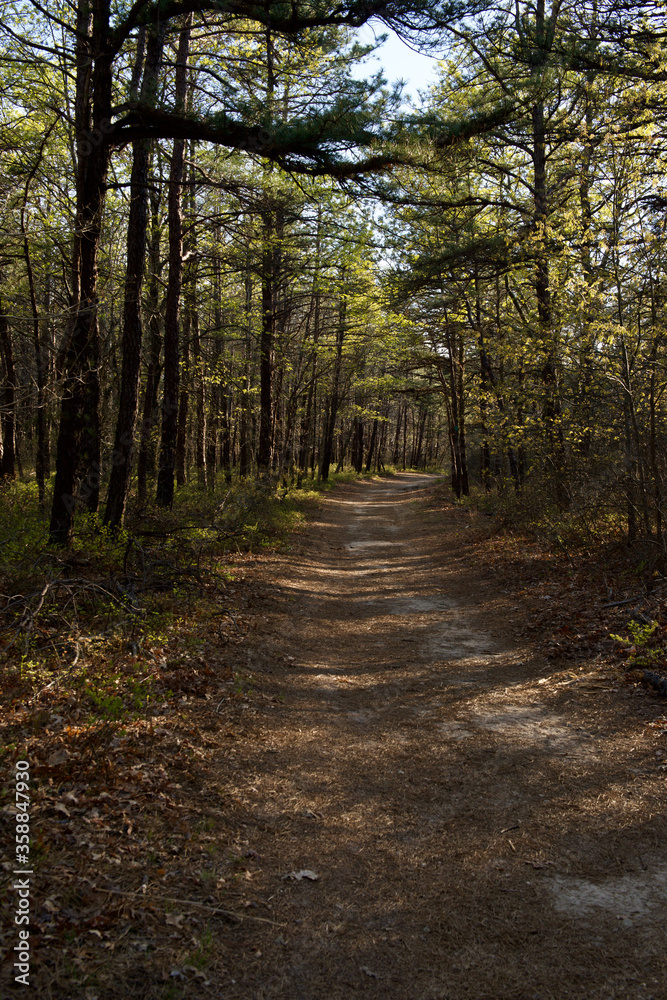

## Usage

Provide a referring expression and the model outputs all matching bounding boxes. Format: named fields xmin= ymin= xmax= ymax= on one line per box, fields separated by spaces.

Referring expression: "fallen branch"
xmin=0 ymin=577 xmax=144 ymax=654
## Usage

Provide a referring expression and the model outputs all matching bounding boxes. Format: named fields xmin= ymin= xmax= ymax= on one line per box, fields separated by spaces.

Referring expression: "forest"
xmin=5 ymin=3 xmax=667 ymax=997
xmin=0 ymin=0 xmax=665 ymax=548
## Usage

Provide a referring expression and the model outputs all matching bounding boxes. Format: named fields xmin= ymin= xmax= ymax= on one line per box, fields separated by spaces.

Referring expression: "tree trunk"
xmin=402 ymin=406 xmax=408 ymax=470
xmin=156 ymin=22 xmax=190 ymax=508
xmin=20 ymin=172 xmax=49 ymax=504
xmin=392 ymin=405 xmax=402 ymax=466
xmin=531 ymin=0 xmax=565 ymax=497
xmin=175 ymin=305 xmax=191 ymax=487
xmin=136 ymin=176 xmax=163 ymax=505
xmin=0 ymin=304 xmax=16 ymax=479
xmin=220 ymin=391 xmax=232 ymax=483
xmin=648 ymin=287 xmax=663 ymax=549
xmin=376 ymin=415 xmax=387 ymax=473
xmin=239 ymin=273 xmax=252 ymax=478
xmin=50 ymin=0 xmax=112 ymax=544
xmin=456 ymin=332 xmax=469 ymax=494
xmin=258 ymin=212 xmax=280 ymax=472
xmin=206 ymin=243 xmax=223 ymax=490
xmin=319 ymin=291 xmax=346 ymax=482
xmin=365 ymin=418 xmax=378 ymax=472
xmin=352 ymin=417 xmax=364 ymax=473
xmin=194 ymin=308 xmax=206 ymax=489
xmin=413 ymin=410 xmax=426 ymax=471
xmin=104 ymin=26 xmax=164 ymax=528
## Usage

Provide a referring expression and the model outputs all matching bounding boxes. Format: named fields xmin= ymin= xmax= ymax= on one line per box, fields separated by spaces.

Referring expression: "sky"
xmin=353 ymin=24 xmax=443 ymax=102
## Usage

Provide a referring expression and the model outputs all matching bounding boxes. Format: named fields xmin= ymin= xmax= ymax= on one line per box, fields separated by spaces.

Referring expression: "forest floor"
xmin=3 ymin=473 xmax=667 ymax=999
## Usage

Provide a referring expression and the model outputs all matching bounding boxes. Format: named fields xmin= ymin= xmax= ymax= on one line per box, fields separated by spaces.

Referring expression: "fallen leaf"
xmin=283 ymin=869 xmax=319 ymax=881
xmin=183 ymin=965 xmax=210 ymax=981
xmin=165 ymin=913 xmax=186 ymax=927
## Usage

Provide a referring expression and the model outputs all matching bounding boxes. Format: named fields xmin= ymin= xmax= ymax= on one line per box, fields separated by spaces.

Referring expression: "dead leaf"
xmin=283 ymin=869 xmax=319 ymax=881
xmin=165 ymin=912 xmax=186 ymax=927
xmin=183 ymin=965 xmax=210 ymax=982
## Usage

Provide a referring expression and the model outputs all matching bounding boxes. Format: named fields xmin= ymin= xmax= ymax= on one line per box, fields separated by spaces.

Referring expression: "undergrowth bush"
xmin=464 ymin=475 xmax=629 ymax=555
xmin=0 ymin=470 xmax=350 ymax=705
xmin=0 ymin=479 xmax=50 ymax=582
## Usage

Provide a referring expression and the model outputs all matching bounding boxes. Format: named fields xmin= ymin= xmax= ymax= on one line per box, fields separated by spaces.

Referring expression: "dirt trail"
xmin=216 ymin=474 xmax=667 ymax=1000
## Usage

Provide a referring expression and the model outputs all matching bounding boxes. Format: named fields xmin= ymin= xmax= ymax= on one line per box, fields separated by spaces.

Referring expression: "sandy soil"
xmin=195 ymin=474 xmax=667 ymax=999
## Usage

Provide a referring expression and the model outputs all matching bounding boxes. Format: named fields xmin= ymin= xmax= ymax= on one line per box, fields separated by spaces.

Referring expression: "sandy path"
xmin=215 ymin=474 xmax=667 ymax=1000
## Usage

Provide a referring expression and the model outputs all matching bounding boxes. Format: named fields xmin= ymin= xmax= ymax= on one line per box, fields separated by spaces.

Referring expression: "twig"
xmin=601 ymin=598 xmax=636 ymax=609
xmin=99 ymin=887 xmax=286 ymax=926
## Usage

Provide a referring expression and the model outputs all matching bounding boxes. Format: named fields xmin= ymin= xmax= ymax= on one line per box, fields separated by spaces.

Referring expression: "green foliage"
xmin=83 ymin=667 xmax=156 ymax=722
xmin=0 ymin=472 xmax=328 ymax=695
xmin=0 ymin=480 xmax=50 ymax=580
xmin=74 ymin=514 xmax=130 ymax=569
xmin=610 ymin=619 xmax=663 ymax=669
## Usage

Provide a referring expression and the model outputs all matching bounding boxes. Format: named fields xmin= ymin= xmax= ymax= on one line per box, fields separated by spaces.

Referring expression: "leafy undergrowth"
xmin=0 ymin=469 xmax=396 ymax=996
xmin=427 ymin=481 xmax=667 ymax=697
xmin=0 ymin=476 xmax=317 ymax=668
xmin=0 ymin=474 xmax=327 ymax=996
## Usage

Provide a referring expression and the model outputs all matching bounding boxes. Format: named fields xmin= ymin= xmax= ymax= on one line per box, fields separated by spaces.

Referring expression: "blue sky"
xmin=354 ymin=24 xmax=443 ymax=102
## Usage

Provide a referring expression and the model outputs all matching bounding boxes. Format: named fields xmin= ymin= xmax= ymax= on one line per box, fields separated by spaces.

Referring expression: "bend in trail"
xmin=217 ymin=474 xmax=667 ymax=1000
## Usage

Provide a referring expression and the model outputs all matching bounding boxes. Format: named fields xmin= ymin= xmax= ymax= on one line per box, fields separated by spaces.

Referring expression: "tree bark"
xmin=104 ymin=25 xmax=164 ymax=528
xmin=239 ymin=272 xmax=252 ymax=478
xmin=0 ymin=304 xmax=16 ymax=479
xmin=531 ymin=0 xmax=566 ymax=496
xmin=20 ymin=159 xmax=50 ymax=504
xmin=365 ymin=418 xmax=378 ymax=472
xmin=50 ymin=0 xmax=112 ymax=544
xmin=319 ymin=291 xmax=346 ymax=482
xmin=258 ymin=215 xmax=278 ymax=472
xmin=351 ymin=417 xmax=364 ymax=472
xmin=156 ymin=21 xmax=190 ymax=507
xmin=175 ymin=304 xmax=191 ymax=487
xmin=136 ymin=177 xmax=163 ymax=505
